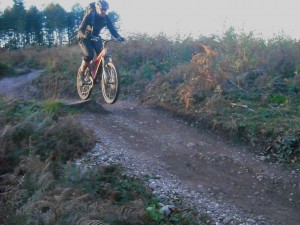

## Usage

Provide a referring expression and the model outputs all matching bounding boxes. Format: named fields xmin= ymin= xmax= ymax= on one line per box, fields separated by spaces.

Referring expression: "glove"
xmin=117 ymin=36 xmax=125 ymax=43
xmin=88 ymin=34 xmax=100 ymax=41
xmin=91 ymin=36 xmax=100 ymax=42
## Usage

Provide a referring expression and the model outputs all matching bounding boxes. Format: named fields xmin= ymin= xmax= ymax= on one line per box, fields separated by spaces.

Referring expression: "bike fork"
xmin=102 ymin=58 xmax=109 ymax=84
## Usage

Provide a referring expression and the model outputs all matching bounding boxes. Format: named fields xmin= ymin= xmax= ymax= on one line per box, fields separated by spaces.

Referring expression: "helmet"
xmin=99 ymin=0 xmax=109 ymax=10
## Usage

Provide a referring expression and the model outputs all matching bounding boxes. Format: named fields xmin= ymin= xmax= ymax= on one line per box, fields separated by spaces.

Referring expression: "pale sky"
xmin=1 ymin=0 xmax=299 ymax=40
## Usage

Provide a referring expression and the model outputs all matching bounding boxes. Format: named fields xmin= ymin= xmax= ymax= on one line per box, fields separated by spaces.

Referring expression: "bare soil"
xmin=1 ymin=71 xmax=299 ymax=225
xmin=0 ymin=70 xmax=43 ymax=96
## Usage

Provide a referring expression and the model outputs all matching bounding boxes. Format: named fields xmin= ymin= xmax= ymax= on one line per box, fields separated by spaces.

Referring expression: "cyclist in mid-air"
xmin=77 ymin=0 xmax=124 ymax=84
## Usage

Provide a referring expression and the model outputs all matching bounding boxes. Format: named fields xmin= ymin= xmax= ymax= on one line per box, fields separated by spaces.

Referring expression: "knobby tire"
xmin=101 ymin=62 xmax=120 ymax=104
xmin=77 ymin=68 xmax=93 ymax=100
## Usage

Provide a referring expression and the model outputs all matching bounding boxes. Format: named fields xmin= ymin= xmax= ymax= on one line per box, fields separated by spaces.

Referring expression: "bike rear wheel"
xmin=77 ymin=68 xmax=93 ymax=100
xmin=101 ymin=62 xmax=120 ymax=104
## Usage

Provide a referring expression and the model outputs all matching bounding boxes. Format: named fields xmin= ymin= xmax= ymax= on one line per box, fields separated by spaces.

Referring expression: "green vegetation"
xmin=0 ymin=62 xmax=16 ymax=78
xmin=0 ymin=97 xmax=95 ymax=173
xmin=1 ymin=27 xmax=300 ymax=224
xmin=0 ymin=96 xmax=200 ymax=224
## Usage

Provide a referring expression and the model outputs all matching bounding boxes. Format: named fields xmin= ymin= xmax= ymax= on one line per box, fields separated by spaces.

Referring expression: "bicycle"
xmin=77 ymin=37 xmax=122 ymax=104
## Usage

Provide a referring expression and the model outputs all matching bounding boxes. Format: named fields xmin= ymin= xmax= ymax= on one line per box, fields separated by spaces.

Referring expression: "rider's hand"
xmin=88 ymin=34 xmax=100 ymax=41
xmin=117 ymin=36 xmax=125 ymax=43
xmin=90 ymin=35 xmax=100 ymax=42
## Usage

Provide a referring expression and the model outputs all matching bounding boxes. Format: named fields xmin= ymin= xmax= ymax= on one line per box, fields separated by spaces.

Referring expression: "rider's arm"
xmin=105 ymin=16 xmax=121 ymax=39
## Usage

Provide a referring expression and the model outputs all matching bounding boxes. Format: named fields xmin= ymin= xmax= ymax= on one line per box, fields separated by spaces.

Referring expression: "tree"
xmin=43 ymin=3 xmax=68 ymax=46
xmin=67 ymin=3 xmax=84 ymax=45
xmin=25 ymin=6 xmax=43 ymax=45
xmin=2 ymin=0 xmax=27 ymax=49
xmin=0 ymin=2 xmax=123 ymax=48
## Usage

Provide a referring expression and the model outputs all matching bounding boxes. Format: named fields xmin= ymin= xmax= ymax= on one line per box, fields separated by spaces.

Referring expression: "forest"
xmin=0 ymin=0 xmax=120 ymax=48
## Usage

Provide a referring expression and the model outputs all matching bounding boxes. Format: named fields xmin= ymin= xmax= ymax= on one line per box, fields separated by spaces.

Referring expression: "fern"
xmin=76 ymin=218 xmax=109 ymax=225
xmin=71 ymin=193 xmax=93 ymax=204
xmin=87 ymin=201 xmax=119 ymax=219
xmin=273 ymin=134 xmax=300 ymax=162
xmin=119 ymin=199 xmax=145 ymax=221
xmin=9 ymin=189 xmax=29 ymax=207
xmin=15 ymin=156 xmax=44 ymax=177
xmin=2 ymin=156 xmax=59 ymax=225
xmin=37 ymin=172 xmax=54 ymax=192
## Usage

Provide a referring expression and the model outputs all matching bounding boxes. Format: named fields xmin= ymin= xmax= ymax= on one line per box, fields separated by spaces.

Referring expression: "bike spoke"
xmin=101 ymin=62 xmax=119 ymax=104
xmin=77 ymin=68 xmax=93 ymax=100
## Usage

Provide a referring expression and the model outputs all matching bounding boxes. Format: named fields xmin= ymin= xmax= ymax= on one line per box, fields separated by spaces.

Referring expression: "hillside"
xmin=0 ymin=32 xmax=300 ymax=225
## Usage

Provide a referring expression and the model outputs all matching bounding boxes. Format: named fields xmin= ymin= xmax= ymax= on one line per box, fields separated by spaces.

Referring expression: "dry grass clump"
xmin=0 ymin=155 xmax=150 ymax=225
xmin=0 ymin=45 xmax=81 ymax=70
xmin=0 ymin=97 xmax=96 ymax=174
xmin=142 ymin=45 xmax=218 ymax=112
xmin=1 ymin=152 xmax=199 ymax=225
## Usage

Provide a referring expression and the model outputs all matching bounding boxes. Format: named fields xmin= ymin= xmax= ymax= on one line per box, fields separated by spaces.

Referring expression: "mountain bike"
xmin=77 ymin=38 xmax=121 ymax=104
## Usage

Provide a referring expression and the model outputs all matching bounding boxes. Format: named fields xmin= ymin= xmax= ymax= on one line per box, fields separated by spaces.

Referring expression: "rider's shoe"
xmin=79 ymin=70 xmax=89 ymax=85
xmin=81 ymin=75 xmax=88 ymax=85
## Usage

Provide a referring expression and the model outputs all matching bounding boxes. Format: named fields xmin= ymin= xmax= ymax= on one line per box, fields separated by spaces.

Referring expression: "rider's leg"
xmin=92 ymin=38 xmax=102 ymax=55
xmin=79 ymin=59 xmax=89 ymax=74
xmin=78 ymin=59 xmax=90 ymax=83
xmin=92 ymin=39 xmax=102 ymax=83
xmin=79 ymin=38 xmax=94 ymax=84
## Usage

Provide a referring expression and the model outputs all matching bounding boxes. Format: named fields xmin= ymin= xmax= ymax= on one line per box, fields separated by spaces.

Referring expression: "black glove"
xmin=117 ymin=36 xmax=125 ymax=43
xmin=91 ymin=36 xmax=100 ymax=42
xmin=87 ymin=33 xmax=99 ymax=41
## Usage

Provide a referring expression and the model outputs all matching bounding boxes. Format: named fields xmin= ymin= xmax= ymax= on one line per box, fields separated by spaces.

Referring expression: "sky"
xmin=1 ymin=0 xmax=299 ymax=40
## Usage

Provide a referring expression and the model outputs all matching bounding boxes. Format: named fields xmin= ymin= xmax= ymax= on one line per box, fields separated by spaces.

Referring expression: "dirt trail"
xmin=81 ymin=100 xmax=300 ymax=225
xmin=1 ymin=72 xmax=299 ymax=224
xmin=0 ymin=70 xmax=43 ymax=96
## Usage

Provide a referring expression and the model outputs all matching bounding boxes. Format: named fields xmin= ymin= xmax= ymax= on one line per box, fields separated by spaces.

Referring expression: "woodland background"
xmin=1 ymin=0 xmax=300 ymax=224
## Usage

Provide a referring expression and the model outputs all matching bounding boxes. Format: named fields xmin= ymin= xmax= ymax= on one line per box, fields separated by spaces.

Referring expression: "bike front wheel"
xmin=77 ymin=68 xmax=93 ymax=100
xmin=101 ymin=62 xmax=120 ymax=104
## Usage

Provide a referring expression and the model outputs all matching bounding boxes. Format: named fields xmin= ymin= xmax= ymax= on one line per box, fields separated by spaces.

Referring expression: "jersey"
xmin=78 ymin=2 xmax=120 ymax=40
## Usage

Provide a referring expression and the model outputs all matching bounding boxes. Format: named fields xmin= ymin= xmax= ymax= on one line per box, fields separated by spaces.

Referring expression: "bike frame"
xmin=77 ymin=38 xmax=121 ymax=103
xmin=88 ymin=40 xmax=110 ymax=82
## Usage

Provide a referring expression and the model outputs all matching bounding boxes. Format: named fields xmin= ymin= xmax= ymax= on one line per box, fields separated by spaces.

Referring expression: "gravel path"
xmin=76 ymin=100 xmax=300 ymax=225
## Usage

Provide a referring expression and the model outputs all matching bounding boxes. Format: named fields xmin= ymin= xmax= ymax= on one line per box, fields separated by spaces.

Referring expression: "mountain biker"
xmin=77 ymin=0 xmax=124 ymax=84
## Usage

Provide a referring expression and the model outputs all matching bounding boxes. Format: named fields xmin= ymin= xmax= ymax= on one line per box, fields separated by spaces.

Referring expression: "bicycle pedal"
xmin=109 ymin=78 xmax=115 ymax=83
xmin=81 ymin=80 xmax=92 ymax=85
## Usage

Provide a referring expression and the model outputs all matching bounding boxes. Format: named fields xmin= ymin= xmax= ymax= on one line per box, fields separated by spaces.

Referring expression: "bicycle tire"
xmin=77 ymin=68 xmax=93 ymax=100
xmin=101 ymin=62 xmax=120 ymax=104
